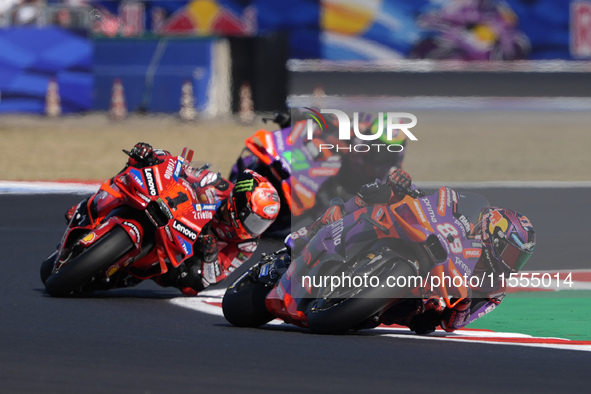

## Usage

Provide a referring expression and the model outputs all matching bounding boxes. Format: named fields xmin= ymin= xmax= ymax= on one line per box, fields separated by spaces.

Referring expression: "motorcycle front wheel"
xmin=44 ymin=227 xmax=134 ymax=297
xmin=222 ymin=266 xmax=275 ymax=328
xmin=40 ymin=250 xmax=58 ymax=285
xmin=306 ymin=250 xmax=417 ymax=334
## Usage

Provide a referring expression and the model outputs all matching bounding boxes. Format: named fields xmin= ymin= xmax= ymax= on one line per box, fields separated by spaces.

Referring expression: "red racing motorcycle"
xmin=41 ymin=147 xmax=217 ymax=297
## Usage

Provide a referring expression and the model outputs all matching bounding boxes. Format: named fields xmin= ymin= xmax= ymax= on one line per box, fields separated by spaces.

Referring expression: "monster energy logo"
xmin=235 ymin=179 xmax=254 ymax=192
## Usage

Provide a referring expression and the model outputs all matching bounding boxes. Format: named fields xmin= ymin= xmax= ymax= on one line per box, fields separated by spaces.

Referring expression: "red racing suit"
xmin=151 ymin=151 xmax=260 ymax=295
xmin=185 ymin=166 xmax=259 ymax=287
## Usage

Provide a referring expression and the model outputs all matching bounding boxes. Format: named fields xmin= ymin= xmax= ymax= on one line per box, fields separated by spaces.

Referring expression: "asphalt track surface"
xmin=1 ymin=189 xmax=590 ymax=393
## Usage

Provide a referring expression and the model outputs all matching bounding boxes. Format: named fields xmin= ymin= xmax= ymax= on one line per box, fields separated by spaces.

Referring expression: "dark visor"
xmin=240 ymin=209 xmax=273 ymax=237
xmin=495 ymin=235 xmax=533 ymax=272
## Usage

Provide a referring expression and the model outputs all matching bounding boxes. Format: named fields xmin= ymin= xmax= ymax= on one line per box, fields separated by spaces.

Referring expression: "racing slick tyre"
xmin=40 ymin=250 xmax=58 ymax=285
xmin=222 ymin=269 xmax=275 ymax=328
xmin=307 ymin=250 xmax=416 ymax=335
xmin=44 ymin=227 xmax=134 ymax=297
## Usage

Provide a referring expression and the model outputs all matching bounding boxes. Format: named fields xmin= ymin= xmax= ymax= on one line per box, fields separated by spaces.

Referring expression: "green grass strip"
xmin=467 ymin=291 xmax=591 ymax=341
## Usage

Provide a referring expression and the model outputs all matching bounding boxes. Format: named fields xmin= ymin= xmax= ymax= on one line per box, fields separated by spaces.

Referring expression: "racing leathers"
xmin=154 ymin=161 xmax=260 ymax=296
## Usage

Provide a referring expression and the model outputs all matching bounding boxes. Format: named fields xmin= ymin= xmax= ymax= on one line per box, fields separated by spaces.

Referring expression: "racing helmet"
xmin=478 ymin=207 xmax=536 ymax=275
xmin=227 ymin=169 xmax=280 ymax=239
xmin=347 ymin=113 xmax=406 ymax=178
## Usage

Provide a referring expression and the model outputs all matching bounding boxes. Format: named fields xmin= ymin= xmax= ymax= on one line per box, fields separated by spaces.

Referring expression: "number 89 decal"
xmin=436 ymin=223 xmax=463 ymax=254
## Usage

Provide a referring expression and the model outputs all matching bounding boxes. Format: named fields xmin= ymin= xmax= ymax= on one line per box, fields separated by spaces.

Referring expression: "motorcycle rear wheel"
xmin=222 ymin=268 xmax=275 ymax=328
xmin=306 ymin=251 xmax=416 ymax=334
xmin=44 ymin=227 xmax=134 ymax=297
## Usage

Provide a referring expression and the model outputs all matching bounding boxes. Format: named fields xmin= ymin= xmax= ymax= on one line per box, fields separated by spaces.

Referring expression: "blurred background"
xmin=0 ymin=0 xmax=590 ymax=117
xmin=1 ymin=0 xmax=591 ymax=184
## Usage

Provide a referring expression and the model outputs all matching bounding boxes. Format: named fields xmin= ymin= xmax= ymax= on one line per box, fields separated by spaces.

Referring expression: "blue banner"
xmin=93 ymin=37 xmax=214 ymax=112
xmin=0 ymin=27 xmax=92 ymax=114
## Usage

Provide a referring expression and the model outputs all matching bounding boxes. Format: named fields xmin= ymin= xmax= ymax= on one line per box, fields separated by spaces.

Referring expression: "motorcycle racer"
xmin=286 ymin=168 xmax=536 ymax=334
xmin=66 ymin=142 xmax=281 ymax=296
xmin=329 ymin=112 xmax=407 ymax=196
xmin=303 ymin=110 xmax=407 ymax=199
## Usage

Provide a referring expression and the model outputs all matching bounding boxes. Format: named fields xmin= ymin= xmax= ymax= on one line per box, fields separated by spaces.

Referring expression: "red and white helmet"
xmin=227 ymin=169 xmax=280 ymax=239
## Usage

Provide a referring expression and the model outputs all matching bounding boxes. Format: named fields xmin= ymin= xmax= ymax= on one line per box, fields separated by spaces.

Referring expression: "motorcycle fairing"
xmin=54 ymin=151 xmax=214 ymax=282
xmin=265 ymin=188 xmax=488 ymax=326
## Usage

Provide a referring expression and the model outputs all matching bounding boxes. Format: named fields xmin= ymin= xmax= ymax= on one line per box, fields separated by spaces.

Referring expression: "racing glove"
xmin=126 ymin=142 xmax=158 ymax=167
xmin=387 ymin=168 xmax=412 ymax=199
xmin=196 ymin=233 xmax=218 ymax=263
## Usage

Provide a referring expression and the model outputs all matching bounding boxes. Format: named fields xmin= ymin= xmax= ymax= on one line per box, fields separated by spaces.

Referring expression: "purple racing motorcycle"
xmin=222 ymin=186 xmax=492 ymax=334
